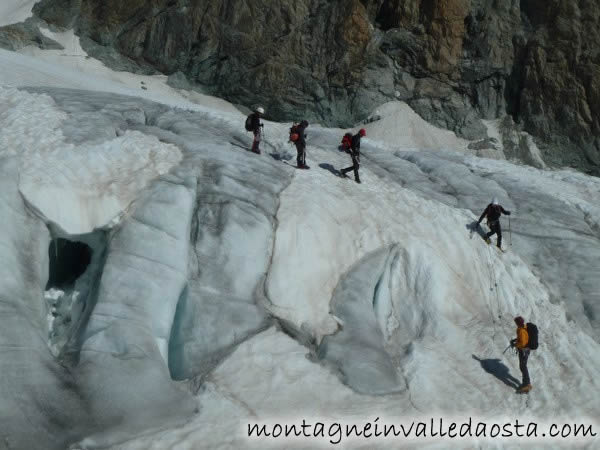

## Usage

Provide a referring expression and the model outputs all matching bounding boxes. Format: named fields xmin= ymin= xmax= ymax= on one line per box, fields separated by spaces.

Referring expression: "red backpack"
xmin=341 ymin=133 xmax=352 ymax=149
xmin=289 ymin=123 xmax=300 ymax=142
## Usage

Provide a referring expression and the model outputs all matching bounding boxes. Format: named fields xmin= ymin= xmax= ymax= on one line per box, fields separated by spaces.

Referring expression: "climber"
xmin=510 ymin=316 xmax=532 ymax=393
xmin=340 ymin=128 xmax=365 ymax=183
xmin=477 ymin=197 xmax=511 ymax=248
xmin=294 ymin=120 xmax=309 ymax=169
xmin=245 ymin=107 xmax=264 ymax=154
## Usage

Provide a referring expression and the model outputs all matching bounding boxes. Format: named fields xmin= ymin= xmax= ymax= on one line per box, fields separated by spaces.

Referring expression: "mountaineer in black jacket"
xmin=478 ymin=198 xmax=511 ymax=248
xmin=340 ymin=128 xmax=365 ymax=183
xmin=295 ymin=120 xmax=309 ymax=169
xmin=249 ymin=107 xmax=264 ymax=154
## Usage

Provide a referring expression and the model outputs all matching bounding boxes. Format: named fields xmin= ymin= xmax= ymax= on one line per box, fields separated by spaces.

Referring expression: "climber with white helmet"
xmin=244 ymin=106 xmax=265 ymax=154
xmin=477 ymin=197 xmax=511 ymax=249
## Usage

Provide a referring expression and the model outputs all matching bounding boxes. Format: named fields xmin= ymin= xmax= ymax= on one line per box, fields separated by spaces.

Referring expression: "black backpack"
xmin=527 ymin=322 xmax=539 ymax=350
xmin=245 ymin=114 xmax=253 ymax=132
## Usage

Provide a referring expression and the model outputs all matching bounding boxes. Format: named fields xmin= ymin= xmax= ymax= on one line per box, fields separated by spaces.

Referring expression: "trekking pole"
xmin=502 ymin=343 xmax=512 ymax=355
xmin=509 ymin=217 xmax=512 ymax=246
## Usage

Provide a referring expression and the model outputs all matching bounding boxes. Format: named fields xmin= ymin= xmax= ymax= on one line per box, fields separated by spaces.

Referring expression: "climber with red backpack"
xmin=510 ymin=316 xmax=538 ymax=393
xmin=340 ymin=128 xmax=366 ymax=183
xmin=477 ymin=198 xmax=511 ymax=249
xmin=245 ymin=107 xmax=264 ymax=154
xmin=340 ymin=133 xmax=353 ymax=153
xmin=289 ymin=120 xmax=309 ymax=169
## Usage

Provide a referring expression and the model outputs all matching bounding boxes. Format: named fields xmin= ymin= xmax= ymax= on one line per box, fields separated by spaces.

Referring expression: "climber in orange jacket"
xmin=511 ymin=316 xmax=531 ymax=393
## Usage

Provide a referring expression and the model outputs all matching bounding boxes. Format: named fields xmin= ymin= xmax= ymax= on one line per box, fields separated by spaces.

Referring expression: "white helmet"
xmin=256 ymin=107 xmax=265 ymax=114
xmin=492 ymin=197 xmax=499 ymax=205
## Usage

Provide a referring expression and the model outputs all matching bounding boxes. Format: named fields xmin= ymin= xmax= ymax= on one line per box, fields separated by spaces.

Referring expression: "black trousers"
xmin=486 ymin=219 xmax=502 ymax=247
xmin=296 ymin=142 xmax=306 ymax=167
xmin=252 ymin=129 xmax=261 ymax=153
xmin=341 ymin=153 xmax=360 ymax=181
xmin=518 ymin=348 xmax=530 ymax=386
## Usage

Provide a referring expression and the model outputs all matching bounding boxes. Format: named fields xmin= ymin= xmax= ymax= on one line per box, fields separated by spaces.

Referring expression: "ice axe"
xmin=503 ymin=339 xmax=517 ymax=355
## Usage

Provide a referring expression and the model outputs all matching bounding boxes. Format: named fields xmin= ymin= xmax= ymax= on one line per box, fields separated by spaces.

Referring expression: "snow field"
xmin=3 ymin=29 xmax=240 ymax=116
xmin=120 ymin=133 xmax=599 ymax=445
xmin=464 ymin=155 xmax=600 ymax=223
xmin=264 ymin=139 xmax=600 ymax=414
xmin=0 ymin=32 xmax=599 ymax=449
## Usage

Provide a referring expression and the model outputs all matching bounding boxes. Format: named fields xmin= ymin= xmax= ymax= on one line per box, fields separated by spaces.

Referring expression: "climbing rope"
xmin=486 ymin=242 xmax=502 ymax=320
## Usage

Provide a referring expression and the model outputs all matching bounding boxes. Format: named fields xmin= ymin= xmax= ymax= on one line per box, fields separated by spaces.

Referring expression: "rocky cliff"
xmin=24 ymin=0 xmax=600 ymax=174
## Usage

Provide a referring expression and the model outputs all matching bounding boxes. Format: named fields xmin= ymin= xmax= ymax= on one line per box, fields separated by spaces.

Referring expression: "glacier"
xmin=0 ymin=32 xmax=599 ymax=450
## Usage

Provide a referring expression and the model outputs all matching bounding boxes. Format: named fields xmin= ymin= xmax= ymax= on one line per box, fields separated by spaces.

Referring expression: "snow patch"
xmin=7 ymin=28 xmax=241 ymax=116
xmin=361 ymin=102 xmax=470 ymax=153
xmin=0 ymin=0 xmax=36 ymax=27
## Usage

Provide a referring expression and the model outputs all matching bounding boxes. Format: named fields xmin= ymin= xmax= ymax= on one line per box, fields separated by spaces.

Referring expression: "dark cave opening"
xmin=46 ymin=238 xmax=93 ymax=290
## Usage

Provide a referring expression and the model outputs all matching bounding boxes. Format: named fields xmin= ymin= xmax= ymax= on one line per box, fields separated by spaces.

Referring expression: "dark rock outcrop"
xmin=24 ymin=0 xmax=600 ymax=174
xmin=0 ymin=17 xmax=63 ymax=51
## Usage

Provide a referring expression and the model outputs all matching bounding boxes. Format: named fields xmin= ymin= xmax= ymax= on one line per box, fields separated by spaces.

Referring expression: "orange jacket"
xmin=516 ymin=325 xmax=529 ymax=349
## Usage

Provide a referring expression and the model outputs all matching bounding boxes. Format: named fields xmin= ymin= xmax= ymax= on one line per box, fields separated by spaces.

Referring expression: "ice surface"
xmin=0 ymin=86 xmax=182 ymax=234
xmin=318 ymin=246 xmax=406 ymax=394
xmin=0 ymin=39 xmax=599 ymax=450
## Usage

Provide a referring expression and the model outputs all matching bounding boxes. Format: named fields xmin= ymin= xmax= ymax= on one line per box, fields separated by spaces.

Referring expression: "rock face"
xmin=511 ymin=0 xmax=600 ymax=172
xmin=22 ymin=0 xmax=600 ymax=173
xmin=0 ymin=17 xmax=64 ymax=51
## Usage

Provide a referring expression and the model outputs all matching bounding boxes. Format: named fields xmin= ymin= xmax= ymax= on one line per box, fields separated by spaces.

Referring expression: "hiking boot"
xmin=517 ymin=384 xmax=532 ymax=393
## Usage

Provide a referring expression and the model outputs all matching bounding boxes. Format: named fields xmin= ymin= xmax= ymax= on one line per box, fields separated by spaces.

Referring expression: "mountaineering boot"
xmin=517 ymin=384 xmax=532 ymax=393
xmin=339 ymin=170 xmax=348 ymax=178
xmin=355 ymin=178 xmax=361 ymax=184
xmin=485 ymin=238 xmax=491 ymax=244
